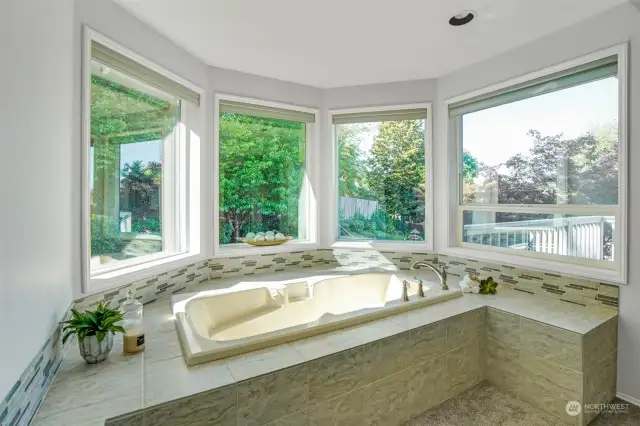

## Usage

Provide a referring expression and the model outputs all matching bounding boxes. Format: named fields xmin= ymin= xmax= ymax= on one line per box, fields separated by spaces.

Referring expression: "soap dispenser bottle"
xmin=121 ymin=290 xmax=145 ymax=354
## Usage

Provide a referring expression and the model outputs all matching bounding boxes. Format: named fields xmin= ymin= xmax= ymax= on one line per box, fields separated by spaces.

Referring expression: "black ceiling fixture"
xmin=449 ymin=11 xmax=476 ymax=26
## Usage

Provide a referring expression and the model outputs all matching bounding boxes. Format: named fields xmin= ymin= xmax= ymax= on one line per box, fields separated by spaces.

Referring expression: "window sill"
xmin=214 ymin=241 xmax=321 ymax=258
xmin=84 ymin=252 xmax=207 ymax=298
xmin=440 ymin=247 xmax=625 ymax=285
xmin=331 ymin=240 xmax=434 ymax=253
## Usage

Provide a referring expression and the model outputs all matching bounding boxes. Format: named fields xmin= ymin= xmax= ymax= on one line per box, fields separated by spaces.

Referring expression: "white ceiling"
xmin=113 ymin=0 xmax=626 ymax=88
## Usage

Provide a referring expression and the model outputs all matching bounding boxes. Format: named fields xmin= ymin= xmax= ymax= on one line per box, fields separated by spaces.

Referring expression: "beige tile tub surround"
xmin=106 ymin=309 xmax=484 ymax=426
xmin=32 ymin=269 xmax=618 ymax=426
xmin=485 ymin=307 xmax=618 ymax=426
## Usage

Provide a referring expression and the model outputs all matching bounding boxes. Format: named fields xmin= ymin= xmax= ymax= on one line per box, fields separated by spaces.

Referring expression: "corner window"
xmin=88 ymin=39 xmax=200 ymax=275
xmin=216 ymin=98 xmax=317 ymax=247
xmin=449 ymin=52 xmax=624 ymax=272
xmin=332 ymin=107 xmax=431 ymax=244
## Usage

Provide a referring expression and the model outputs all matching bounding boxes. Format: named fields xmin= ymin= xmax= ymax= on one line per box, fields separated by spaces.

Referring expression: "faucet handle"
xmin=416 ymin=278 xmax=425 ymax=297
xmin=401 ymin=280 xmax=411 ymax=302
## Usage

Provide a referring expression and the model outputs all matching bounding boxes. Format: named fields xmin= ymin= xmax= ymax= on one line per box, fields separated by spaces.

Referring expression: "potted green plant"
xmin=61 ymin=303 xmax=125 ymax=364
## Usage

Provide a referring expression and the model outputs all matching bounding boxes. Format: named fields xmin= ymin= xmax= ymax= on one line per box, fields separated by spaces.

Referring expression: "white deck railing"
xmin=463 ymin=216 xmax=614 ymax=261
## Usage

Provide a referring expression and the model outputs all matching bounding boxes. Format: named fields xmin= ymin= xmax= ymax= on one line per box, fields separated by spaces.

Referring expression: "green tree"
xmin=219 ymin=113 xmax=305 ymax=242
xmin=462 ymin=151 xmax=480 ymax=203
xmin=338 ymin=124 xmax=372 ymax=199
xmin=366 ymin=120 xmax=425 ymax=221
xmin=120 ymin=160 xmax=161 ymax=222
xmin=476 ymin=126 xmax=618 ymax=207
xmin=471 ymin=126 xmax=618 ymax=258
xmin=463 ymin=151 xmax=479 ymax=184
xmin=90 ymin=75 xmax=178 ymax=171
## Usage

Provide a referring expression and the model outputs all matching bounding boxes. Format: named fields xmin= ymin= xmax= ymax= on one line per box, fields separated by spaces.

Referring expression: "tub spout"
xmin=410 ymin=261 xmax=448 ymax=291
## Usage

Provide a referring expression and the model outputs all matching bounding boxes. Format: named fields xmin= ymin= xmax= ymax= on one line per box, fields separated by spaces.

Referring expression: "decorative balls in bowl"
xmin=242 ymin=231 xmax=292 ymax=246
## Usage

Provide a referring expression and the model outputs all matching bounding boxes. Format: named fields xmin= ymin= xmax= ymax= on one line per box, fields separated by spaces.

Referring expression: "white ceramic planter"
xmin=78 ymin=333 xmax=113 ymax=364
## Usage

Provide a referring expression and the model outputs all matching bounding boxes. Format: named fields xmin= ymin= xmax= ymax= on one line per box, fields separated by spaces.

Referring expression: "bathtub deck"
xmin=31 ymin=267 xmax=617 ymax=426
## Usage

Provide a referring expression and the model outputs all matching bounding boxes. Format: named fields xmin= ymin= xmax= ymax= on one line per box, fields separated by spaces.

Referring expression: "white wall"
xmin=435 ymin=2 xmax=640 ymax=402
xmin=0 ymin=0 xmax=76 ymax=399
xmin=210 ymin=66 xmax=322 ymax=108
xmin=0 ymin=0 xmax=325 ymax=402
xmin=75 ymin=0 xmax=209 ymax=92
xmin=324 ymin=79 xmax=437 ymax=110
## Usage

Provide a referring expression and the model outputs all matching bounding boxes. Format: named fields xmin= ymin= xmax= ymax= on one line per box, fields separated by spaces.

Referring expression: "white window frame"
xmin=213 ymin=94 xmax=320 ymax=257
xmin=328 ymin=103 xmax=434 ymax=252
xmin=442 ymin=44 xmax=628 ymax=284
xmin=81 ymin=28 xmax=208 ymax=295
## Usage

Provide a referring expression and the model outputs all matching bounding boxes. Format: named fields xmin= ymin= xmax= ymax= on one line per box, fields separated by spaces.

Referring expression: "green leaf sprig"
xmin=478 ymin=276 xmax=498 ymax=295
xmin=61 ymin=303 xmax=125 ymax=344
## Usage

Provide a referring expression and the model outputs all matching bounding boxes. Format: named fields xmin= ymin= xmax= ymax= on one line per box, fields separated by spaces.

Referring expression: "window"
xmin=332 ymin=107 xmax=430 ymax=244
xmin=449 ymin=50 xmax=625 ymax=274
xmin=88 ymin=39 xmax=200 ymax=275
xmin=216 ymin=97 xmax=316 ymax=247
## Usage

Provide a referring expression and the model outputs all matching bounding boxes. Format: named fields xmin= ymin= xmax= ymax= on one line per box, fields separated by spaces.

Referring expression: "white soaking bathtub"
xmin=172 ymin=272 xmax=461 ymax=365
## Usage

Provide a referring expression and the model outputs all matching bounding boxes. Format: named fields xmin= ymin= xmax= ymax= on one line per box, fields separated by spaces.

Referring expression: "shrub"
xmin=91 ymin=214 xmax=120 ymax=257
xmin=351 ymin=211 xmax=367 ymax=222
xmin=385 ymin=222 xmax=396 ymax=234
xmin=393 ymin=219 xmax=409 ymax=235
xmin=220 ymin=222 xmax=233 ymax=244
xmin=131 ymin=217 xmax=161 ymax=233
xmin=373 ymin=230 xmax=387 ymax=239
xmin=242 ymin=222 xmax=266 ymax=235
xmin=371 ymin=208 xmax=394 ymax=233
xmin=351 ymin=220 xmax=365 ymax=234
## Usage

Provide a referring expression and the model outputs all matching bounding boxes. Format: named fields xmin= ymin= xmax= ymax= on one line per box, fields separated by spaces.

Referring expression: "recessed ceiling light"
xmin=449 ymin=11 xmax=476 ymax=27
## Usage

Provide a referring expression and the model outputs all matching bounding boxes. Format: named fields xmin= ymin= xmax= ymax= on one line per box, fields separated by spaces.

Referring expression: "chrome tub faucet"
xmin=410 ymin=261 xmax=449 ymax=291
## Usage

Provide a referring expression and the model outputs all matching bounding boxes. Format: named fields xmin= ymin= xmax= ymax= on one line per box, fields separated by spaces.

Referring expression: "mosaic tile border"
xmin=6 ymin=249 xmax=618 ymax=426
xmin=439 ymin=254 xmax=619 ymax=310
xmin=75 ymin=249 xmax=440 ymax=312
xmin=75 ymin=249 xmax=618 ymax=314
xmin=0 ymin=307 xmax=72 ymax=426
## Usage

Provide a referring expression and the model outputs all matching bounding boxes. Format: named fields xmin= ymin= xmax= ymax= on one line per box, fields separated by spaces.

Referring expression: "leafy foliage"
xmin=367 ymin=120 xmax=425 ymax=221
xmin=120 ymin=160 xmax=162 ymax=223
xmin=131 ymin=217 xmax=161 ymax=233
xmin=478 ymin=276 xmax=498 ymax=295
xmin=220 ymin=222 xmax=234 ymax=245
xmin=219 ymin=113 xmax=305 ymax=243
xmin=90 ymin=214 xmax=120 ymax=256
xmin=337 ymin=120 xmax=426 ymax=240
xmin=469 ymin=126 xmax=618 ymax=207
xmin=90 ymin=74 xmax=178 ymax=145
xmin=338 ymin=124 xmax=372 ymax=199
xmin=462 ymin=151 xmax=479 ymax=185
xmin=61 ymin=303 xmax=125 ymax=344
